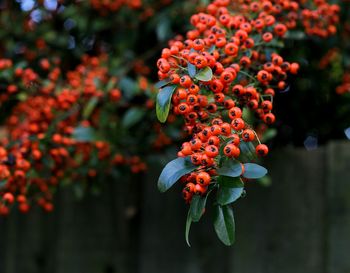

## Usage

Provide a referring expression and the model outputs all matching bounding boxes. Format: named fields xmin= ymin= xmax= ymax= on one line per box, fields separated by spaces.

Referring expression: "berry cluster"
xmin=0 ymin=54 xmax=167 ymax=215
xmin=1 ymin=0 xmax=211 ymax=215
xmin=90 ymin=0 xmax=142 ymax=12
xmin=156 ymin=0 xmax=339 ymax=203
xmin=300 ymin=1 xmax=339 ymax=38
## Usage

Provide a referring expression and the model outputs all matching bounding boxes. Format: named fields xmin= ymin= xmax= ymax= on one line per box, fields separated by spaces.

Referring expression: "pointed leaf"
xmin=239 ymin=142 xmax=257 ymax=161
xmin=122 ymin=108 xmax=145 ymax=129
xmin=156 ymin=85 xmax=177 ymax=123
xmin=217 ymin=159 xmax=243 ymax=177
xmin=72 ymin=126 xmax=96 ymax=142
xmin=82 ymin=97 xmax=99 ymax=119
xmin=119 ymin=77 xmax=138 ymax=99
xmin=156 ymin=17 xmax=171 ymax=41
xmin=190 ymin=194 xmax=207 ymax=222
xmin=285 ymin=30 xmax=306 ymax=40
xmin=213 ymin=205 xmax=235 ymax=246
xmin=208 ymin=45 xmax=216 ymax=53
xmin=258 ymin=175 xmax=272 ymax=187
xmin=195 ymin=67 xmax=213 ymax=82
xmin=217 ymin=186 xmax=244 ymax=206
xmin=0 ymin=180 xmax=7 ymax=190
xmin=217 ymin=176 xmax=244 ymax=188
xmin=188 ymin=63 xmax=197 ymax=78
xmin=155 ymin=79 xmax=170 ymax=89
xmin=185 ymin=211 xmax=192 ymax=247
xmin=261 ymin=129 xmax=277 ymax=142
xmin=243 ymin=163 xmax=268 ymax=179
xmin=158 ymin=157 xmax=197 ymax=192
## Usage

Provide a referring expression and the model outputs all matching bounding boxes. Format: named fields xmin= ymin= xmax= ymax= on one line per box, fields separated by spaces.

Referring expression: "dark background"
xmin=1 ymin=141 xmax=350 ymax=273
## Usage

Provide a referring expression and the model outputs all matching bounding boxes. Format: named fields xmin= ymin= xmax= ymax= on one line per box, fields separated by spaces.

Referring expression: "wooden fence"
xmin=0 ymin=140 xmax=349 ymax=273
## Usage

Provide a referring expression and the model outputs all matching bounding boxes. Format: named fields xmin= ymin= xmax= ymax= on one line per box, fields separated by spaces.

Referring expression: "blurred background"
xmin=0 ymin=0 xmax=350 ymax=272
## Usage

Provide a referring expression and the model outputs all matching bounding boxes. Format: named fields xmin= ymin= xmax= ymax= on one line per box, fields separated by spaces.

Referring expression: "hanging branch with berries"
xmin=155 ymin=0 xmax=339 ymax=245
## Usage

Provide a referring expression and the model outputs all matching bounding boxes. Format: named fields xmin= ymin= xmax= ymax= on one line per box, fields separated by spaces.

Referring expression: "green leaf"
xmin=0 ymin=180 xmax=7 ymax=190
xmin=239 ymin=141 xmax=257 ymax=161
xmin=217 ymin=176 xmax=244 ymax=188
xmin=185 ymin=211 xmax=192 ymax=247
xmin=208 ymin=45 xmax=216 ymax=53
xmin=92 ymin=20 xmax=109 ymax=32
xmin=243 ymin=163 xmax=268 ymax=179
xmin=217 ymin=159 xmax=242 ymax=177
xmin=195 ymin=67 xmax=213 ymax=82
xmin=82 ymin=97 xmax=99 ymax=119
xmin=156 ymin=17 xmax=171 ymax=42
xmin=217 ymin=186 xmax=244 ymax=206
xmin=122 ymin=108 xmax=145 ymax=129
xmin=190 ymin=194 xmax=207 ymax=222
xmin=285 ymin=30 xmax=306 ymax=40
xmin=156 ymin=85 xmax=177 ymax=123
xmin=158 ymin=157 xmax=197 ymax=192
xmin=155 ymin=79 xmax=170 ymax=89
xmin=119 ymin=77 xmax=138 ymax=99
xmin=242 ymin=107 xmax=253 ymax=122
xmin=258 ymin=175 xmax=272 ymax=187
xmin=243 ymin=49 xmax=252 ymax=58
xmin=16 ymin=93 xmax=28 ymax=102
xmin=72 ymin=126 xmax=96 ymax=142
xmin=261 ymin=129 xmax=277 ymax=142
xmin=267 ymin=39 xmax=284 ymax=48
xmin=0 ymin=69 xmax=13 ymax=81
xmin=213 ymin=205 xmax=235 ymax=246
xmin=188 ymin=63 xmax=197 ymax=78
xmin=14 ymin=61 xmax=27 ymax=69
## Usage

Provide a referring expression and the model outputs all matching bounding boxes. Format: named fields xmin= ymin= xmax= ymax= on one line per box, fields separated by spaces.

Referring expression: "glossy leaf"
xmin=156 ymin=85 xmax=177 ymax=123
xmin=213 ymin=205 xmax=235 ymax=246
xmin=185 ymin=211 xmax=192 ymax=247
xmin=72 ymin=126 xmax=96 ymax=142
xmin=0 ymin=180 xmax=6 ymax=190
xmin=158 ymin=157 xmax=197 ymax=192
xmin=82 ymin=97 xmax=99 ymax=119
xmin=156 ymin=17 xmax=171 ymax=42
xmin=258 ymin=175 xmax=272 ymax=187
xmin=239 ymin=141 xmax=257 ymax=161
xmin=155 ymin=79 xmax=170 ymax=89
xmin=261 ymin=129 xmax=277 ymax=142
xmin=190 ymin=194 xmax=207 ymax=222
xmin=188 ymin=63 xmax=197 ymax=78
xmin=122 ymin=108 xmax=145 ymax=129
xmin=243 ymin=163 xmax=268 ymax=179
xmin=119 ymin=77 xmax=137 ymax=99
xmin=217 ymin=159 xmax=242 ymax=177
xmin=217 ymin=176 xmax=244 ymax=188
xmin=217 ymin=186 xmax=244 ymax=206
xmin=208 ymin=45 xmax=216 ymax=53
xmin=285 ymin=30 xmax=306 ymax=40
xmin=195 ymin=67 xmax=213 ymax=82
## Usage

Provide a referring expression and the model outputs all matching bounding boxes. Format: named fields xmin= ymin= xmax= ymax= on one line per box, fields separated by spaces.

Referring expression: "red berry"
xmin=256 ymin=144 xmax=269 ymax=156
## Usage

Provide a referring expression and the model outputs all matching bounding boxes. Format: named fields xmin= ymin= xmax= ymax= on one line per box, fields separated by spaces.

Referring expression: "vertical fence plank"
xmin=138 ymin=156 xmax=232 ymax=273
xmin=53 ymin=189 xmax=114 ymax=273
xmin=52 ymin=182 xmax=138 ymax=273
xmin=1 ymin=208 xmax=51 ymax=273
xmin=230 ymin=147 xmax=327 ymax=273
xmin=0 ymin=180 xmax=139 ymax=273
xmin=327 ymin=141 xmax=350 ymax=273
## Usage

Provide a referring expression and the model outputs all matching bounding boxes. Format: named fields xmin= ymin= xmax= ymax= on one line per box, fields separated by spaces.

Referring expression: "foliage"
xmin=0 ymin=0 xmax=204 ymax=214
